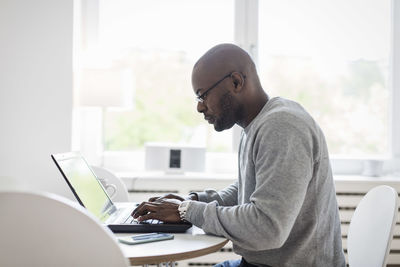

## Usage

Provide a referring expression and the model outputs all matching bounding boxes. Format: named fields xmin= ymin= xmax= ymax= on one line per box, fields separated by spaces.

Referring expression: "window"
xmin=258 ymin=0 xmax=390 ymax=156
xmin=97 ymin=0 xmax=234 ymax=153
xmin=75 ymin=0 xmax=400 ymax=174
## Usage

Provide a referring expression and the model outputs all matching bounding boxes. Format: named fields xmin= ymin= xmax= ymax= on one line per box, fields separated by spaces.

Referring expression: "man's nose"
xmin=197 ymin=101 xmax=206 ymax=113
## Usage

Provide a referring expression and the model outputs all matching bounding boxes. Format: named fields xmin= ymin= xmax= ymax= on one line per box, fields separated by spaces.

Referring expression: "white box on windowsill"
xmin=145 ymin=142 xmax=206 ymax=174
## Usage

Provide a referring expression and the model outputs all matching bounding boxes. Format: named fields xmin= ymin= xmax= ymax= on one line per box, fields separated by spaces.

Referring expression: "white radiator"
xmin=335 ymin=177 xmax=400 ymax=267
xmin=125 ymin=175 xmax=400 ymax=266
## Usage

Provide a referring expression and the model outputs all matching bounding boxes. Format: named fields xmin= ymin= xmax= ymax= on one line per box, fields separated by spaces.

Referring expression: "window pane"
xmin=258 ymin=0 xmax=390 ymax=156
xmin=97 ymin=0 xmax=234 ymax=152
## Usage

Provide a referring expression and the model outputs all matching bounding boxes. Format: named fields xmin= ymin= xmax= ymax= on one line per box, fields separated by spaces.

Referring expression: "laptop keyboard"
xmin=123 ymin=216 xmax=163 ymax=225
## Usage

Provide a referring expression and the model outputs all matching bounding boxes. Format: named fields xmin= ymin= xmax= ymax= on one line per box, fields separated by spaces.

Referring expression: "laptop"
xmin=51 ymin=152 xmax=192 ymax=233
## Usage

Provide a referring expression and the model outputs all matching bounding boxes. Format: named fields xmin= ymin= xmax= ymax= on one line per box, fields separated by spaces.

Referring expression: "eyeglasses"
xmin=195 ymin=72 xmax=234 ymax=103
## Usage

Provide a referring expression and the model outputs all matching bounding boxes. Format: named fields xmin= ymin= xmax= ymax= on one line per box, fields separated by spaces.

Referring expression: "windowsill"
xmin=103 ymin=150 xmax=400 ymax=176
xmin=118 ymin=171 xmax=400 ymax=180
xmin=117 ymin=170 xmax=236 ymax=180
xmin=333 ymin=174 xmax=400 ymax=181
xmin=330 ymin=156 xmax=400 ymax=175
xmin=117 ymin=172 xmax=400 ymax=193
xmin=103 ymin=150 xmax=238 ymax=174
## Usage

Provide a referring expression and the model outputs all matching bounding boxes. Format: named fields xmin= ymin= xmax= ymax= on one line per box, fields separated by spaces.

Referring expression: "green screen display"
xmin=58 ymin=157 xmax=113 ymax=222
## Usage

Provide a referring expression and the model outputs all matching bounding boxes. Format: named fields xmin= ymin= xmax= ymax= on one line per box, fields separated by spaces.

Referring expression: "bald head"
xmin=193 ymin=43 xmax=257 ymax=84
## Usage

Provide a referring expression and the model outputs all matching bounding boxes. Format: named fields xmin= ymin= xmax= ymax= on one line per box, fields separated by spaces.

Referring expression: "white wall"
xmin=0 ymin=0 xmax=75 ymax=198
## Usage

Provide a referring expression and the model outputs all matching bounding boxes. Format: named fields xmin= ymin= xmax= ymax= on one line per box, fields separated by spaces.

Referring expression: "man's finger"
xmin=137 ymin=212 xmax=160 ymax=222
xmin=133 ymin=203 xmax=156 ymax=217
xmin=148 ymin=196 xmax=161 ymax=202
xmin=132 ymin=202 xmax=158 ymax=218
xmin=131 ymin=201 xmax=146 ymax=215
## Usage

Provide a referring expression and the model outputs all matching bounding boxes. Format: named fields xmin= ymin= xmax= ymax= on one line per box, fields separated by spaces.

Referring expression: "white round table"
xmin=116 ymin=227 xmax=228 ymax=266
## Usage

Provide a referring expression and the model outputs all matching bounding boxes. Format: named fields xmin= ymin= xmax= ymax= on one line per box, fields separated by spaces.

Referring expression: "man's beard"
xmin=213 ymin=91 xmax=241 ymax=132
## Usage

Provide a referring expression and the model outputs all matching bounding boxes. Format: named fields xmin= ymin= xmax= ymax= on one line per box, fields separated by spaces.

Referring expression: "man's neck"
xmin=238 ymin=92 xmax=269 ymax=128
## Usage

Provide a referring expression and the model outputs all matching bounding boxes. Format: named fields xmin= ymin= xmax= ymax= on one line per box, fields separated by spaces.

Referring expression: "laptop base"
xmin=108 ymin=223 xmax=192 ymax=233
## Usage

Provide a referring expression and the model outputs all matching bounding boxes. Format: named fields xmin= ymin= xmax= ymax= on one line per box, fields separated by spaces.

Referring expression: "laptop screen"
xmin=52 ymin=152 xmax=115 ymax=222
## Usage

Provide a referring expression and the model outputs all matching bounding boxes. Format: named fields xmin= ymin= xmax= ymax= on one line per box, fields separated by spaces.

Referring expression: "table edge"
xmin=128 ymin=239 xmax=229 ymax=265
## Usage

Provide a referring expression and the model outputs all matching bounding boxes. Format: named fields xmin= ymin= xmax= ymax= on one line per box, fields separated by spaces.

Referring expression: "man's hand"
xmin=148 ymin=193 xmax=185 ymax=202
xmin=148 ymin=193 xmax=198 ymax=202
xmin=131 ymin=198 xmax=182 ymax=223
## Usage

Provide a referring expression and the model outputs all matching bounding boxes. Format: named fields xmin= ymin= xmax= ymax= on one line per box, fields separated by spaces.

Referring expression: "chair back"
xmin=0 ymin=191 xmax=129 ymax=267
xmin=347 ymin=185 xmax=399 ymax=267
xmin=91 ymin=165 xmax=130 ymax=202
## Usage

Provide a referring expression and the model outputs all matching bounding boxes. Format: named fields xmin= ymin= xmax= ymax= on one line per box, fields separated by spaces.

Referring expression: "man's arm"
xmin=147 ymin=193 xmax=198 ymax=202
xmin=195 ymin=182 xmax=238 ymax=206
xmin=132 ymin=182 xmax=238 ymax=220
xmin=143 ymin=180 xmax=238 ymax=204
xmin=133 ymin=117 xmax=315 ymax=251
xmin=185 ymin=119 xmax=316 ymax=251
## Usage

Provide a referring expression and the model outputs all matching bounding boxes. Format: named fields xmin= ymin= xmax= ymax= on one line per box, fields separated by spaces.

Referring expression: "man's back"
xmin=233 ymin=97 xmax=345 ymax=266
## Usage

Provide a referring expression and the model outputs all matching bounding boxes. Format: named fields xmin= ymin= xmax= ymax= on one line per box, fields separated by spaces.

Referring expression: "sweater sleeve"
xmin=196 ymin=181 xmax=238 ymax=206
xmin=186 ymin=117 xmax=316 ymax=251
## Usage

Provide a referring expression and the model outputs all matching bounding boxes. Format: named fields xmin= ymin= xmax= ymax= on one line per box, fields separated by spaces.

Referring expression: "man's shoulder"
xmin=256 ymin=97 xmax=313 ymax=129
xmin=264 ymin=97 xmax=308 ymax=116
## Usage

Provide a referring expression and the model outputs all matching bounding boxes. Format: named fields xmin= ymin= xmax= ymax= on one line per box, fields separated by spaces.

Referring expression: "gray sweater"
xmin=186 ymin=97 xmax=346 ymax=267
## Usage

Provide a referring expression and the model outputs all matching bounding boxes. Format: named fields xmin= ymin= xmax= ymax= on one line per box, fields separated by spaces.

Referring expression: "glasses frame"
xmin=196 ymin=72 xmax=238 ymax=103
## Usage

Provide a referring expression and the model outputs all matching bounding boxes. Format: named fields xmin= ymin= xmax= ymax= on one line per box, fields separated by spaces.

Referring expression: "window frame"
xmin=391 ymin=0 xmax=400 ymax=159
xmin=75 ymin=0 xmax=400 ymax=175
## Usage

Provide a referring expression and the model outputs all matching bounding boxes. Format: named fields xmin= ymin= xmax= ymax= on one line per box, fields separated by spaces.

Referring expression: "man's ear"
xmin=231 ymin=72 xmax=245 ymax=92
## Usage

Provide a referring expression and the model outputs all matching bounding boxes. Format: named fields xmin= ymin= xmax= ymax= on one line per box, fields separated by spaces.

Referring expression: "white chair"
xmin=91 ymin=165 xmax=130 ymax=202
xmin=0 ymin=191 xmax=129 ymax=267
xmin=347 ymin=185 xmax=399 ymax=267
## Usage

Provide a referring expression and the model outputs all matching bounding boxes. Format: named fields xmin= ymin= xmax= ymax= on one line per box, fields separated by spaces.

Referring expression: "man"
xmin=132 ymin=43 xmax=346 ymax=267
